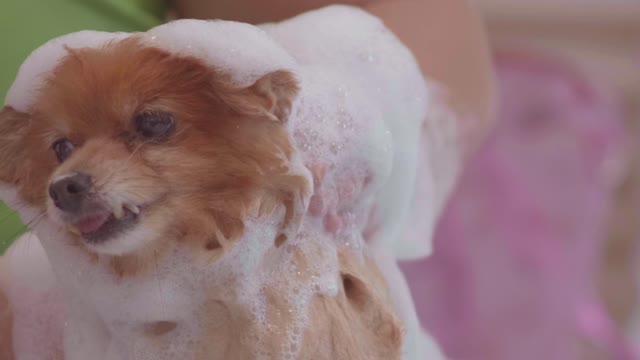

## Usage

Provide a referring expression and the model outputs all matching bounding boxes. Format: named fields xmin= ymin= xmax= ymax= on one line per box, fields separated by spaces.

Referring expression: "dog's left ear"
xmin=223 ymin=70 xmax=299 ymax=122
xmin=0 ymin=106 xmax=32 ymax=186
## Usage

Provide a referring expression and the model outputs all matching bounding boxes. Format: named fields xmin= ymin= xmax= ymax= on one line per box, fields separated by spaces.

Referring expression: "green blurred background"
xmin=0 ymin=0 xmax=167 ymax=254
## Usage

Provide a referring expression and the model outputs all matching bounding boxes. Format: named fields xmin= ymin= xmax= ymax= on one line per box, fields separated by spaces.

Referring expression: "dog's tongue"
xmin=75 ymin=212 xmax=111 ymax=234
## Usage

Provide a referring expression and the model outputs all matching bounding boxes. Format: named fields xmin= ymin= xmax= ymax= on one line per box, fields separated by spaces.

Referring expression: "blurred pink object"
xmin=401 ymin=52 xmax=633 ymax=359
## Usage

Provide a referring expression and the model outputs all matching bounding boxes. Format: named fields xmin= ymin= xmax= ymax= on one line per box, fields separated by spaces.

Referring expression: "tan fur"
xmin=299 ymin=250 xmax=403 ymax=360
xmin=190 ymin=245 xmax=403 ymax=360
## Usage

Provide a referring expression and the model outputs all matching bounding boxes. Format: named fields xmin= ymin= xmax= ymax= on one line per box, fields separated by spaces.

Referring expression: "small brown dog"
xmin=0 ymin=35 xmax=403 ymax=359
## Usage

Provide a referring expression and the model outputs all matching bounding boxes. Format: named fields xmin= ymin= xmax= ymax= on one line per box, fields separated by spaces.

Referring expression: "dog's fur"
xmin=0 ymin=38 xmax=403 ymax=358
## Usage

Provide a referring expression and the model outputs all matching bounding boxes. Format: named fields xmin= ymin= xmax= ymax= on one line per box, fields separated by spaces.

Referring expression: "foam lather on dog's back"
xmin=265 ymin=5 xmax=444 ymax=259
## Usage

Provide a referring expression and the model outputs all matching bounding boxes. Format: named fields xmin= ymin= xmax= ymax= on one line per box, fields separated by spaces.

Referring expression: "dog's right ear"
xmin=219 ymin=70 xmax=299 ymax=123
xmin=0 ymin=106 xmax=31 ymax=186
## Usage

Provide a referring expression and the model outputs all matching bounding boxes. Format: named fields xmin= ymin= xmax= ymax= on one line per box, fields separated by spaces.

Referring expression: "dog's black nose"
xmin=48 ymin=172 xmax=92 ymax=212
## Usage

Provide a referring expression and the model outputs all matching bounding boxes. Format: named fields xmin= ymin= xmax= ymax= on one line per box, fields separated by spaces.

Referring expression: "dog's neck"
xmin=36 ymin=211 xmax=347 ymax=359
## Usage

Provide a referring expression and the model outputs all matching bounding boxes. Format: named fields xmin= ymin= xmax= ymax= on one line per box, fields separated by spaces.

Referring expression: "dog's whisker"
xmin=163 ymin=124 xmax=191 ymax=144
xmin=90 ymin=126 xmax=191 ymax=196
xmin=2 ymin=211 xmax=46 ymax=248
xmin=0 ymin=201 xmax=34 ymax=223
xmin=23 ymin=231 xmax=39 ymax=258
xmin=25 ymin=213 xmax=47 ymax=229
xmin=93 ymin=126 xmax=191 ymax=192
xmin=93 ymin=140 xmax=151 ymax=190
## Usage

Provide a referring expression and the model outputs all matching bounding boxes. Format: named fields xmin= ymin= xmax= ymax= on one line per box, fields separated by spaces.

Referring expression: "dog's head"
xmin=0 ymin=38 xmax=309 ymax=259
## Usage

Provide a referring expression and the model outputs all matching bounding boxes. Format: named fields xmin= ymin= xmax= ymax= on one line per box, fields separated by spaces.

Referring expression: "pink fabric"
xmin=401 ymin=52 xmax=633 ymax=359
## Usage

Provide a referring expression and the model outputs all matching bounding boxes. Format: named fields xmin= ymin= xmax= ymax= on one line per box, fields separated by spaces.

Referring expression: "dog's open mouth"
xmin=71 ymin=205 xmax=140 ymax=244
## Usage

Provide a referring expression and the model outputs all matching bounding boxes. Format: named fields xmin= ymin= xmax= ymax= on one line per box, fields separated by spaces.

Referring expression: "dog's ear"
xmin=221 ymin=70 xmax=299 ymax=123
xmin=215 ymin=70 xmax=307 ymax=246
xmin=248 ymin=70 xmax=299 ymax=122
xmin=0 ymin=106 xmax=32 ymax=186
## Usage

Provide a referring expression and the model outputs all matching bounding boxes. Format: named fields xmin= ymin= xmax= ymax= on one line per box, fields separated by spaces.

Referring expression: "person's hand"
xmin=307 ymin=159 xmax=374 ymax=235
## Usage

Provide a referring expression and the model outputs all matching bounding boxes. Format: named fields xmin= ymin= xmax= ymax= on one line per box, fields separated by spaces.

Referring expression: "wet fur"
xmin=194 ymin=245 xmax=403 ymax=359
xmin=0 ymin=38 xmax=403 ymax=358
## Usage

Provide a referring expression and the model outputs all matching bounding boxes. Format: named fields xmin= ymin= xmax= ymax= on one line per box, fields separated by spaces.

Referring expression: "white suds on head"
xmin=141 ymin=19 xmax=297 ymax=88
xmin=5 ymin=31 xmax=129 ymax=112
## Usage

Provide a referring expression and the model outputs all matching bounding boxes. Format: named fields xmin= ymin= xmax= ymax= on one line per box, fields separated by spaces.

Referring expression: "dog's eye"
xmin=52 ymin=139 xmax=75 ymax=162
xmin=135 ymin=111 xmax=176 ymax=140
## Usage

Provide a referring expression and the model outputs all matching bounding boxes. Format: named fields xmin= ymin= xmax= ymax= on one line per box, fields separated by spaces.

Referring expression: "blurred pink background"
xmin=402 ymin=2 xmax=640 ymax=359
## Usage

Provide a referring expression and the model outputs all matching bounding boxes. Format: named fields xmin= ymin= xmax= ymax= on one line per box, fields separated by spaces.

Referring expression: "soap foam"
xmin=267 ymin=5 xmax=441 ymax=259
xmin=3 ymin=233 xmax=64 ymax=359
xmin=142 ymin=19 xmax=296 ymax=88
xmin=5 ymin=31 xmax=130 ymax=112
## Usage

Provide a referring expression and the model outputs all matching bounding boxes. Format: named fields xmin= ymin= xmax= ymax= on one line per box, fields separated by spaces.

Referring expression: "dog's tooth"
xmin=113 ymin=205 xmax=125 ymax=219
xmin=125 ymin=203 xmax=140 ymax=215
